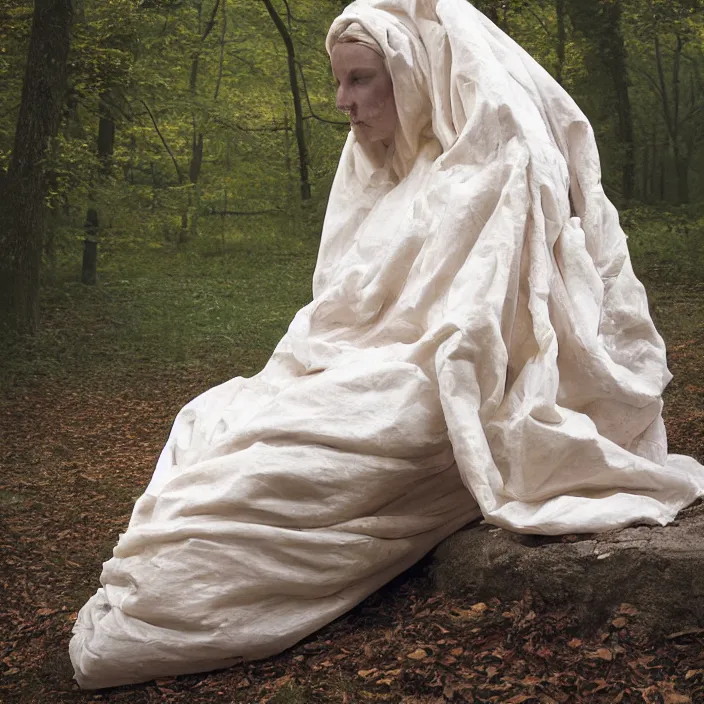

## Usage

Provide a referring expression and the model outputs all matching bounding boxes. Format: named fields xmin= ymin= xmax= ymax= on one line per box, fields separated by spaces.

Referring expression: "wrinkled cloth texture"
xmin=70 ymin=0 xmax=704 ymax=690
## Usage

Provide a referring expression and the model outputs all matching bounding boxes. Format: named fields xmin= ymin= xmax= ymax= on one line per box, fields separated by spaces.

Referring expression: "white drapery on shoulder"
xmin=70 ymin=0 xmax=704 ymax=689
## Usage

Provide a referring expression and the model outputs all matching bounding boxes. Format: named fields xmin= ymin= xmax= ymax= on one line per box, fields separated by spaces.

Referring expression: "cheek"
xmin=361 ymin=83 xmax=395 ymax=119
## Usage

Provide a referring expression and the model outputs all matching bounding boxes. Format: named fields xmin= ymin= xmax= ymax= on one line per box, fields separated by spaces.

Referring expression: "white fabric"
xmin=70 ymin=0 xmax=704 ymax=689
xmin=337 ymin=21 xmax=385 ymax=56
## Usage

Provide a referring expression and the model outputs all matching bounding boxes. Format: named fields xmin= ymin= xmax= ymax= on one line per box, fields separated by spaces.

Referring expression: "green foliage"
xmin=0 ymin=0 xmax=702 ymax=292
xmin=0 ymin=0 xmax=32 ymax=170
xmin=623 ymin=204 xmax=704 ymax=282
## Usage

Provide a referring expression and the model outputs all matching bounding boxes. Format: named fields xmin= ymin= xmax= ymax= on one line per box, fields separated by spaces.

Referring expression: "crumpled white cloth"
xmin=70 ymin=0 xmax=704 ymax=689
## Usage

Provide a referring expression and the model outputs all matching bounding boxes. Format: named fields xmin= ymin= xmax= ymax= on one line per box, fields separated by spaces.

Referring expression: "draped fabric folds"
xmin=70 ymin=0 xmax=704 ymax=689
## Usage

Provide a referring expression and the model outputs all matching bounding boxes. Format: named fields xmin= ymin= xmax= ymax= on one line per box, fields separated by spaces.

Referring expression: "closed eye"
xmin=350 ymin=72 xmax=374 ymax=85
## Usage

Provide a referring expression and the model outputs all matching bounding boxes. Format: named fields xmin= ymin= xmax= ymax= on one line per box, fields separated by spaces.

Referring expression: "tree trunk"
xmin=555 ymin=0 xmax=566 ymax=86
xmin=567 ymin=0 xmax=635 ymax=203
xmin=180 ymin=0 xmax=221 ymax=243
xmin=674 ymin=152 xmax=690 ymax=204
xmin=0 ymin=0 xmax=73 ymax=334
xmin=81 ymin=92 xmax=115 ymax=286
xmin=641 ymin=142 xmax=650 ymax=203
xmin=603 ymin=1 xmax=635 ymax=202
xmin=653 ymin=33 xmax=691 ymax=204
xmin=261 ymin=0 xmax=311 ymax=201
xmin=82 ymin=209 xmax=99 ymax=286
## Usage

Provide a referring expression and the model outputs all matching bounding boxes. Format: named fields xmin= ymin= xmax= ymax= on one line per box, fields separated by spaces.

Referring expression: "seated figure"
xmin=70 ymin=0 xmax=704 ymax=689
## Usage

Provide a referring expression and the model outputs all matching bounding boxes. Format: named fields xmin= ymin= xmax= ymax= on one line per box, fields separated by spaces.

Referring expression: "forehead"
xmin=330 ymin=42 xmax=386 ymax=75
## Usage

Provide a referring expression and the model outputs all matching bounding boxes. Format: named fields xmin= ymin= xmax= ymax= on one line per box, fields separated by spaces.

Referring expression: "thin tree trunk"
xmin=654 ymin=32 xmax=690 ymax=204
xmin=261 ymin=0 xmax=311 ymax=201
xmin=0 ymin=0 xmax=73 ymax=334
xmin=604 ymin=1 xmax=635 ymax=202
xmin=647 ymin=136 xmax=657 ymax=203
xmin=182 ymin=0 xmax=221 ymax=242
xmin=82 ymin=208 xmax=98 ymax=285
xmin=82 ymin=92 xmax=115 ymax=286
xmin=214 ymin=0 xmax=227 ymax=101
xmin=641 ymin=142 xmax=650 ymax=202
xmin=555 ymin=0 xmax=566 ymax=86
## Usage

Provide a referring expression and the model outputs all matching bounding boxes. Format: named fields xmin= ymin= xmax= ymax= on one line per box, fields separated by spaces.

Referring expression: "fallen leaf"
xmin=658 ymin=683 xmax=693 ymax=704
xmin=358 ymin=669 xmax=378 ymax=678
xmin=450 ymin=647 xmax=464 ymax=657
xmin=663 ymin=693 xmax=691 ymax=704
xmin=612 ymin=617 xmax=627 ymax=628
xmin=567 ymin=638 xmax=583 ymax=648
xmin=407 ymin=648 xmax=428 ymax=661
xmin=589 ymin=648 xmax=613 ymax=661
xmin=451 ymin=602 xmax=488 ymax=620
xmin=590 ymin=680 xmax=610 ymax=693
xmin=376 ymin=678 xmax=393 ymax=686
xmin=640 ymin=685 xmax=660 ymax=703
xmin=36 ymin=607 xmax=57 ymax=617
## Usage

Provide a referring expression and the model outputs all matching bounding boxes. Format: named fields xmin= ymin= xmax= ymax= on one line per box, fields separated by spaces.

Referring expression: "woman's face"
xmin=331 ymin=42 xmax=397 ymax=145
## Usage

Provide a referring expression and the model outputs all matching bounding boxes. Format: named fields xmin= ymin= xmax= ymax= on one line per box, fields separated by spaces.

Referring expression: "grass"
xmin=1 ymin=228 xmax=320 ymax=392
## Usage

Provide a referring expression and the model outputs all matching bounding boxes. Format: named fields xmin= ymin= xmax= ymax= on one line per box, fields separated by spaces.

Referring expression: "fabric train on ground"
xmin=70 ymin=0 xmax=704 ymax=689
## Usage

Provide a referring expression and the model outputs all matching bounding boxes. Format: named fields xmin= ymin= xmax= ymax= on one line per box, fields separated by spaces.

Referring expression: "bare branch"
xmin=525 ymin=5 xmax=552 ymax=38
xmin=138 ymin=99 xmax=183 ymax=183
xmin=201 ymin=0 xmax=221 ymax=41
xmin=296 ymin=61 xmax=349 ymax=126
xmin=632 ymin=66 xmax=664 ymax=100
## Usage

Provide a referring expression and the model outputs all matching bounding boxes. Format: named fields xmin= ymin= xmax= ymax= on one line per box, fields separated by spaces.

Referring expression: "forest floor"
xmin=1 ymin=236 xmax=703 ymax=704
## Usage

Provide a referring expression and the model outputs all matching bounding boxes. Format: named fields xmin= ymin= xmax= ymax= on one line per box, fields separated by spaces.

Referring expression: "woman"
xmin=70 ymin=0 xmax=704 ymax=689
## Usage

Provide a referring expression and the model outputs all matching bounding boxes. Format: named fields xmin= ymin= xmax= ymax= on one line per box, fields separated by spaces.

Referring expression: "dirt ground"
xmin=1 ymin=285 xmax=703 ymax=704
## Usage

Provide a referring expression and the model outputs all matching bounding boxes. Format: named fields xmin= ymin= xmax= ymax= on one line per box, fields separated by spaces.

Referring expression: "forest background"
xmin=1 ymin=0 xmax=703 ymax=367
xmin=1 ymin=1 xmax=704 ymax=702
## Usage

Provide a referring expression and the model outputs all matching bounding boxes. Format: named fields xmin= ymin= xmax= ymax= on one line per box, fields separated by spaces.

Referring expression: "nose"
xmin=336 ymin=85 xmax=352 ymax=114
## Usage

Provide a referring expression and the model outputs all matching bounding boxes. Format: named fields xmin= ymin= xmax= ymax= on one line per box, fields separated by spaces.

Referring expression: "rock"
xmin=430 ymin=500 xmax=704 ymax=635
